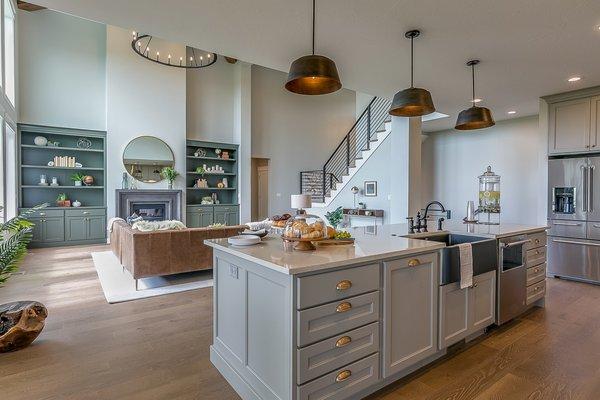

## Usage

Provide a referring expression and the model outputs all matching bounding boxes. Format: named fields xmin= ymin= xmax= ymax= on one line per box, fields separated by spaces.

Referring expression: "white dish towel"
xmin=458 ymin=243 xmax=473 ymax=289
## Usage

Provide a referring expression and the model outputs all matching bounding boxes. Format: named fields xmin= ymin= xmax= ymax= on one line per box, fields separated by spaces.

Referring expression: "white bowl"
xmin=228 ymin=235 xmax=261 ymax=246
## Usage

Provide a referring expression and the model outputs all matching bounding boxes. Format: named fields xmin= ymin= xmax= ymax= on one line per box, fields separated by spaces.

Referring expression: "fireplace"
xmin=131 ymin=203 xmax=166 ymax=221
xmin=116 ymin=190 xmax=182 ymax=221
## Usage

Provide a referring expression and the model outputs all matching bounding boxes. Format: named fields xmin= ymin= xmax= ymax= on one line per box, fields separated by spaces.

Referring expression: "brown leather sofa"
xmin=110 ymin=220 xmax=246 ymax=288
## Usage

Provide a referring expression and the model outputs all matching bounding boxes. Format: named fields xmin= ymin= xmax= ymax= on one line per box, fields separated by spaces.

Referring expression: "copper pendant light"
xmin=388 ymin=30 xmax=435 ymax=117
xmin=285 ymin=0 xmax=342 ymax=95
xmin=455 ymin=60 xmax=495 ymax=130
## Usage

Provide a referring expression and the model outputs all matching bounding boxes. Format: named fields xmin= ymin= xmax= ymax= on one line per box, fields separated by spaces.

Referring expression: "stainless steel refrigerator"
xmin=548 ymin=156 xmax=600 ymax=283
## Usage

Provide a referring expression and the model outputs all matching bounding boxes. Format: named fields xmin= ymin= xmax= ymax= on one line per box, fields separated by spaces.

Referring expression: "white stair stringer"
xmin=312 ymin=120 xmax=392 ymax=208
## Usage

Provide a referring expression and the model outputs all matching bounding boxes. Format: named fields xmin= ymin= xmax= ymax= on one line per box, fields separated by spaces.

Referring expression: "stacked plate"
xmin=228 ymin=235 xmax=261 ymax=246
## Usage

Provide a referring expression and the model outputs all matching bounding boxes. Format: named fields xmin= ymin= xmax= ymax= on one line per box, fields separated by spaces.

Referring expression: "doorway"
xmin=251 ymin=158 xmax=270 ymax=221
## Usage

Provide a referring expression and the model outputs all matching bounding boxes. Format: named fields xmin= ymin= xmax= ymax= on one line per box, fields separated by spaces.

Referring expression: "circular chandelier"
xmin=131 ymin=32 xmax=217 ymax=69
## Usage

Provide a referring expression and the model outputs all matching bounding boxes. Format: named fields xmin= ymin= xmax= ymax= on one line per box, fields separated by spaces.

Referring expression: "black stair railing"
xmin=300 ymin=96 xmax=392 ymax=202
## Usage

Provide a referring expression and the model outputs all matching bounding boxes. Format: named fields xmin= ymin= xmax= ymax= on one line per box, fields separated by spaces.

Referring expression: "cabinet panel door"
xmin=65 ymin=217 xmax=86 ymax=241
xmin=28 ymin=218 xmax=44 ymax=243
xmin=226 ymin=211 xmax=239 ymax=226
xmin=591 ymin=96 xmax=600 ymax=150
xmin=186 ymin=212 xmax=201 ymax=228
xmin=200 ymin=212 xmax=214 ymax=227
xmin=383 ymin=253 xmax=438 ymax=377
xmin=439 ymin=282 xmax=469 ymax=349
xmin=549 ymin=98 xmax=591 ymax=154
xmin=44 ymin=217 xmax=65 ymax=242
xmin=214 ymin=210 xmax=227 ymax=225
xmin=470 ymin=271 xmax=496 ymax=331
xmin=87 ymin=216 xmax=106 ymax=240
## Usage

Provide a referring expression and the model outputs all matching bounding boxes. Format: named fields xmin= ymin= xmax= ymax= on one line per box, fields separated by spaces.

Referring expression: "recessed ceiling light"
xmin=507 ymin=110 xmax=517 ymax=115
xmin=568 ymin=76 xmax=582 ymax=82
xmin=471 ymin=98 xmax=483 ymax=103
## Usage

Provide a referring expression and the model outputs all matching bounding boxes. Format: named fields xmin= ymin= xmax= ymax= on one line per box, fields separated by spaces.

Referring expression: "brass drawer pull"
xmin=408 ymin=258 xmax=420 ymax=267
xmin=39 ymin=212 xmax=46 ymax=216
xmin=83 ymin=211 xmax=90 ymax=215
xmin=336 ymin=280 xmax=352 ymax=291
xmin=336 ymin=370 xmax=351 ymax=382
xmin=335 ymin=336 xmax=352 ymax=348
xmin=335 ymin=302 xmax=352 ymax=313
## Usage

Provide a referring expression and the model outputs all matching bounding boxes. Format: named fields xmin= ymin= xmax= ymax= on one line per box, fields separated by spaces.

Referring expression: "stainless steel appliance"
xmin=548 ymin=156 xmax=600 ymax=284
xmin=497 ymin=235 xmax=529 ymax=325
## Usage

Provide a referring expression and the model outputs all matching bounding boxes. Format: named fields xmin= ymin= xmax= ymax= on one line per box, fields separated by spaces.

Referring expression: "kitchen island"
xmin=205 ymin=222 xmax=547 ymax=400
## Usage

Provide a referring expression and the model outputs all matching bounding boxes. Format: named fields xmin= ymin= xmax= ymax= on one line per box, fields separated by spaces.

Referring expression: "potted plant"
xmin=162 ymin=167 xmax=179 ymax=189
xmin=325 ymin=206 xmax=344 ymax=229
xmin=0 ymin=204 xmax=49 ymax=353
xmin=56 ymin=193 xmax=70 ymax=207
xmin=70 ymin=172 xmax=85 ymax=186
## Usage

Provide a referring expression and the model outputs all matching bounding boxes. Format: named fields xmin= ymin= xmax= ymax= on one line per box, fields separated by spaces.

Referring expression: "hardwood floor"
xmin=1 ymin=245 xmax=599 ymax=399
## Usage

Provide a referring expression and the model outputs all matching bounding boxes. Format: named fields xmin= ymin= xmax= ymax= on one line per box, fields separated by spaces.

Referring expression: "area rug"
xmin=91 ymin=251 xmax=213 ymax=304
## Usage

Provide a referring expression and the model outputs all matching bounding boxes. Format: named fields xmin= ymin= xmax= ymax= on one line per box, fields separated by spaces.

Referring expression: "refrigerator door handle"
xmin=582 ymin=165 xmax=588 ymax=212
xmin=590 ymin=165 xmax=595 ymax=213
xmin=552 ymin=238 xmax=600 ymax=247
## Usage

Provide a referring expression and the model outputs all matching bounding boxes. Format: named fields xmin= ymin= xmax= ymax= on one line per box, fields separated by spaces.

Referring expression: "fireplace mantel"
xmin=115 ymin=189 xmax=182 ymax=221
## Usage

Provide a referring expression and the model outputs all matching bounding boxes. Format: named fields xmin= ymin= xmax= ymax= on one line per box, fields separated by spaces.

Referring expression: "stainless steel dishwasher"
xmin=497 ymin=235 xmax=529 ymax=325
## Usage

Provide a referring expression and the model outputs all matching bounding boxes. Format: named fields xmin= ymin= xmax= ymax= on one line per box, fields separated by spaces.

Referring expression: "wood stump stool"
xmin=0 ymin=301 xmax=47 ymax=353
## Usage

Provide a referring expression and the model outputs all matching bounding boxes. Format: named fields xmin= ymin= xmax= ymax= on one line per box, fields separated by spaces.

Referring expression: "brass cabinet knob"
xmin=335 ymin=336 xmax=352 ymax=348
xmin=408 ymin=258 xmax=420 ymax=267
xmin=535 ymin=239 xmax=540 ymax=244
xmin=336 ymin=280 xmax=352 ymax=291
xmin=336 ymin=370 xmax=352 ymax=382
xmin=335 ymin=302 xmax=352 ymax=313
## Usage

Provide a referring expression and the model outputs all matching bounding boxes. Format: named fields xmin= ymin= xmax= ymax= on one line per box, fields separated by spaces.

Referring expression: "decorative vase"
xmin=74 ymin=181 xmax=82 ymax=186
xmin=83 ymin=175 xmax=94 ymax=186
xmin=34 ymin=136 xmax=48 ymax=146
xmin=72 ymin=200 xmax=81 ymax=207
xmin=168 ymin=182 xmax=173 ymax=190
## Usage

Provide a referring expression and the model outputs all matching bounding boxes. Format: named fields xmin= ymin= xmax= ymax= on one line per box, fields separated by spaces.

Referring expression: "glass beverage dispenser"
xmin=478 ymin=166 xmax=500 ymax=225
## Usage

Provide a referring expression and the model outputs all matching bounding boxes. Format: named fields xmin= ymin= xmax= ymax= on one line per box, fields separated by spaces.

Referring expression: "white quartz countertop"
xmin=205 ymin=224 xmax=445 ymax=275
xmin=204 ymin=221 xmax=547 ymax=275
xmin=405 ymin=220 xmax=548 ymax=239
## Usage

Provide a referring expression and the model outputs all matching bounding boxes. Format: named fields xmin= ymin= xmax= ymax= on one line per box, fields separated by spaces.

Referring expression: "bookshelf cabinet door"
xmin=65 ymin=217 xmax=86 ymax=241
xmin=87 ymin=216 xmax=106 ymax=240
xmin=44 ymin=217 xmax=65 ymax=242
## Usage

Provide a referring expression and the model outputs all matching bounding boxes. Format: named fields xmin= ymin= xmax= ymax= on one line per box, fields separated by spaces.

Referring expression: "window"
xmin=4 ymin=121 xmax=15 ymax=219
xmin=3 ymin=0 xmax=14 ymax=105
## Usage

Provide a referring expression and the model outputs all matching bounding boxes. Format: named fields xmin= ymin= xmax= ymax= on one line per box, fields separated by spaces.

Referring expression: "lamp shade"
xmin=388 ymin=87 xmax=436 ymax=117
xmin=455 ymin=106 xmax=495 ymax=130
xmin=291 ymin=194 xmax=312 ymax=209
xmin=285 ymin=55 xmax=342 ymax=95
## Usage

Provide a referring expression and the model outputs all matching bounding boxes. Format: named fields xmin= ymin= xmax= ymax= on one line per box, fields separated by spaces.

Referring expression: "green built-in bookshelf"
xmin=185 ymin=140 xmax=239 ymax=227
xmin=18 ymin=124 xmax=107 ymax=247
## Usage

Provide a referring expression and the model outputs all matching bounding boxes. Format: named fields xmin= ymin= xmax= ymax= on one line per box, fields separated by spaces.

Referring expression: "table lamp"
xmin=291 ymin=194 xmax=312 ymax=215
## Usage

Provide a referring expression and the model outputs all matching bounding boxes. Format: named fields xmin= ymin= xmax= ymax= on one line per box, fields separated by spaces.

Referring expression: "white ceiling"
xmin=32 ymin=0 xmax=600 ymax=132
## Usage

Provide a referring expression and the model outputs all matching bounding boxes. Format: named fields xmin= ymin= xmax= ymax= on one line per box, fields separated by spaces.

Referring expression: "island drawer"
xmin=297 ymin=322 xmax=379 ymax=384
xmin=526 ymin=231 xmax=548 ymax=249
xmin=526 ymin=279 xmax=546 ymax=305
xmin=526 ymin=246 xmax=546 ymax=267
xmin=297 ymin=353 xmax=379 ymax=400
xmin=297 ymin=291 xmax=379 ymax=347
xmin=296 ymin=263 xmax=380 ymax=310
xmin=527 ymin=263 xmax=546 ymax=286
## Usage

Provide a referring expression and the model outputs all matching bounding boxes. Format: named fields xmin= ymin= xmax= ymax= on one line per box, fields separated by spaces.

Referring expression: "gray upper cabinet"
xmin=591 ymin=96 xmax=600 ymax=150
xmin=549 ymin=98 xmax=591 ymax=154
xmin=383 ymin=252 xmax=438 ymax=378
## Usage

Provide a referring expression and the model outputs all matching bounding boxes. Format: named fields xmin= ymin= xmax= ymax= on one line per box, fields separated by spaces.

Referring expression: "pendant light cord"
xmin=410 ymin=35 xmax=414 ymax=88
xmin=312 ymin=0 xmax=316 ymax=55
xmin=471 ymin=63 xmax=476 ymax=104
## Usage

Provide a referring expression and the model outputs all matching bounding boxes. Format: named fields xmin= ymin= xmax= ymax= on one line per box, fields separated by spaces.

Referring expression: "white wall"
xmin=18 ymin=10 xmax=106 ymax=130
xmin=187 ymin=56 xmax=235 ymax=142
xmin=251 ymin=65 xmax=357 ymax=214
xmin=106 ymin=26 xmax=186 ymax=217
xmin=421 ymin=115 xmax=546 ymax=225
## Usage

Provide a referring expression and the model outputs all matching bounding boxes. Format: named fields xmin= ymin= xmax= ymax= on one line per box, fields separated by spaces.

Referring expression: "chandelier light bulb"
xmin=200 ymin=56 xmax=203 ymax=60
xmin=190 ymin=56 xmax=193 ymax=61
xmin=207 ymin=54 xmax=211 ymax=58
xmin=130 ymin=33 xmax=217 ymax=69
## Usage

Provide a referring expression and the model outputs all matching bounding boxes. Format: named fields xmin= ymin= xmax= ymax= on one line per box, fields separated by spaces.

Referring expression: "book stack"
xmin=53 ymin=156 xmax=77 ymax=167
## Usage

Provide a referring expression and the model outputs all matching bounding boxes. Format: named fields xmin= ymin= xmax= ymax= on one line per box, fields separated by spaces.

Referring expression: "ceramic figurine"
xmin=72 ymin=200 xmax=82 ymax=208
xmin=34 ymin=136 xmax=48 ymax=146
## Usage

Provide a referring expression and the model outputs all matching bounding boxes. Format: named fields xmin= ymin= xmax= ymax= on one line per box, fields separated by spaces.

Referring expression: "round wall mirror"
xmin=123 ymin=136 xmax=174 ymax=183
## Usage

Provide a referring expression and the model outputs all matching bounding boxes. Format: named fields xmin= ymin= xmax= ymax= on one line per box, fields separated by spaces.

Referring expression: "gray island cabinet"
xmin=206 ymin=229 xmax=446 ymax=400
xmin=205 ymin=222 xmax=548 ymax=400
